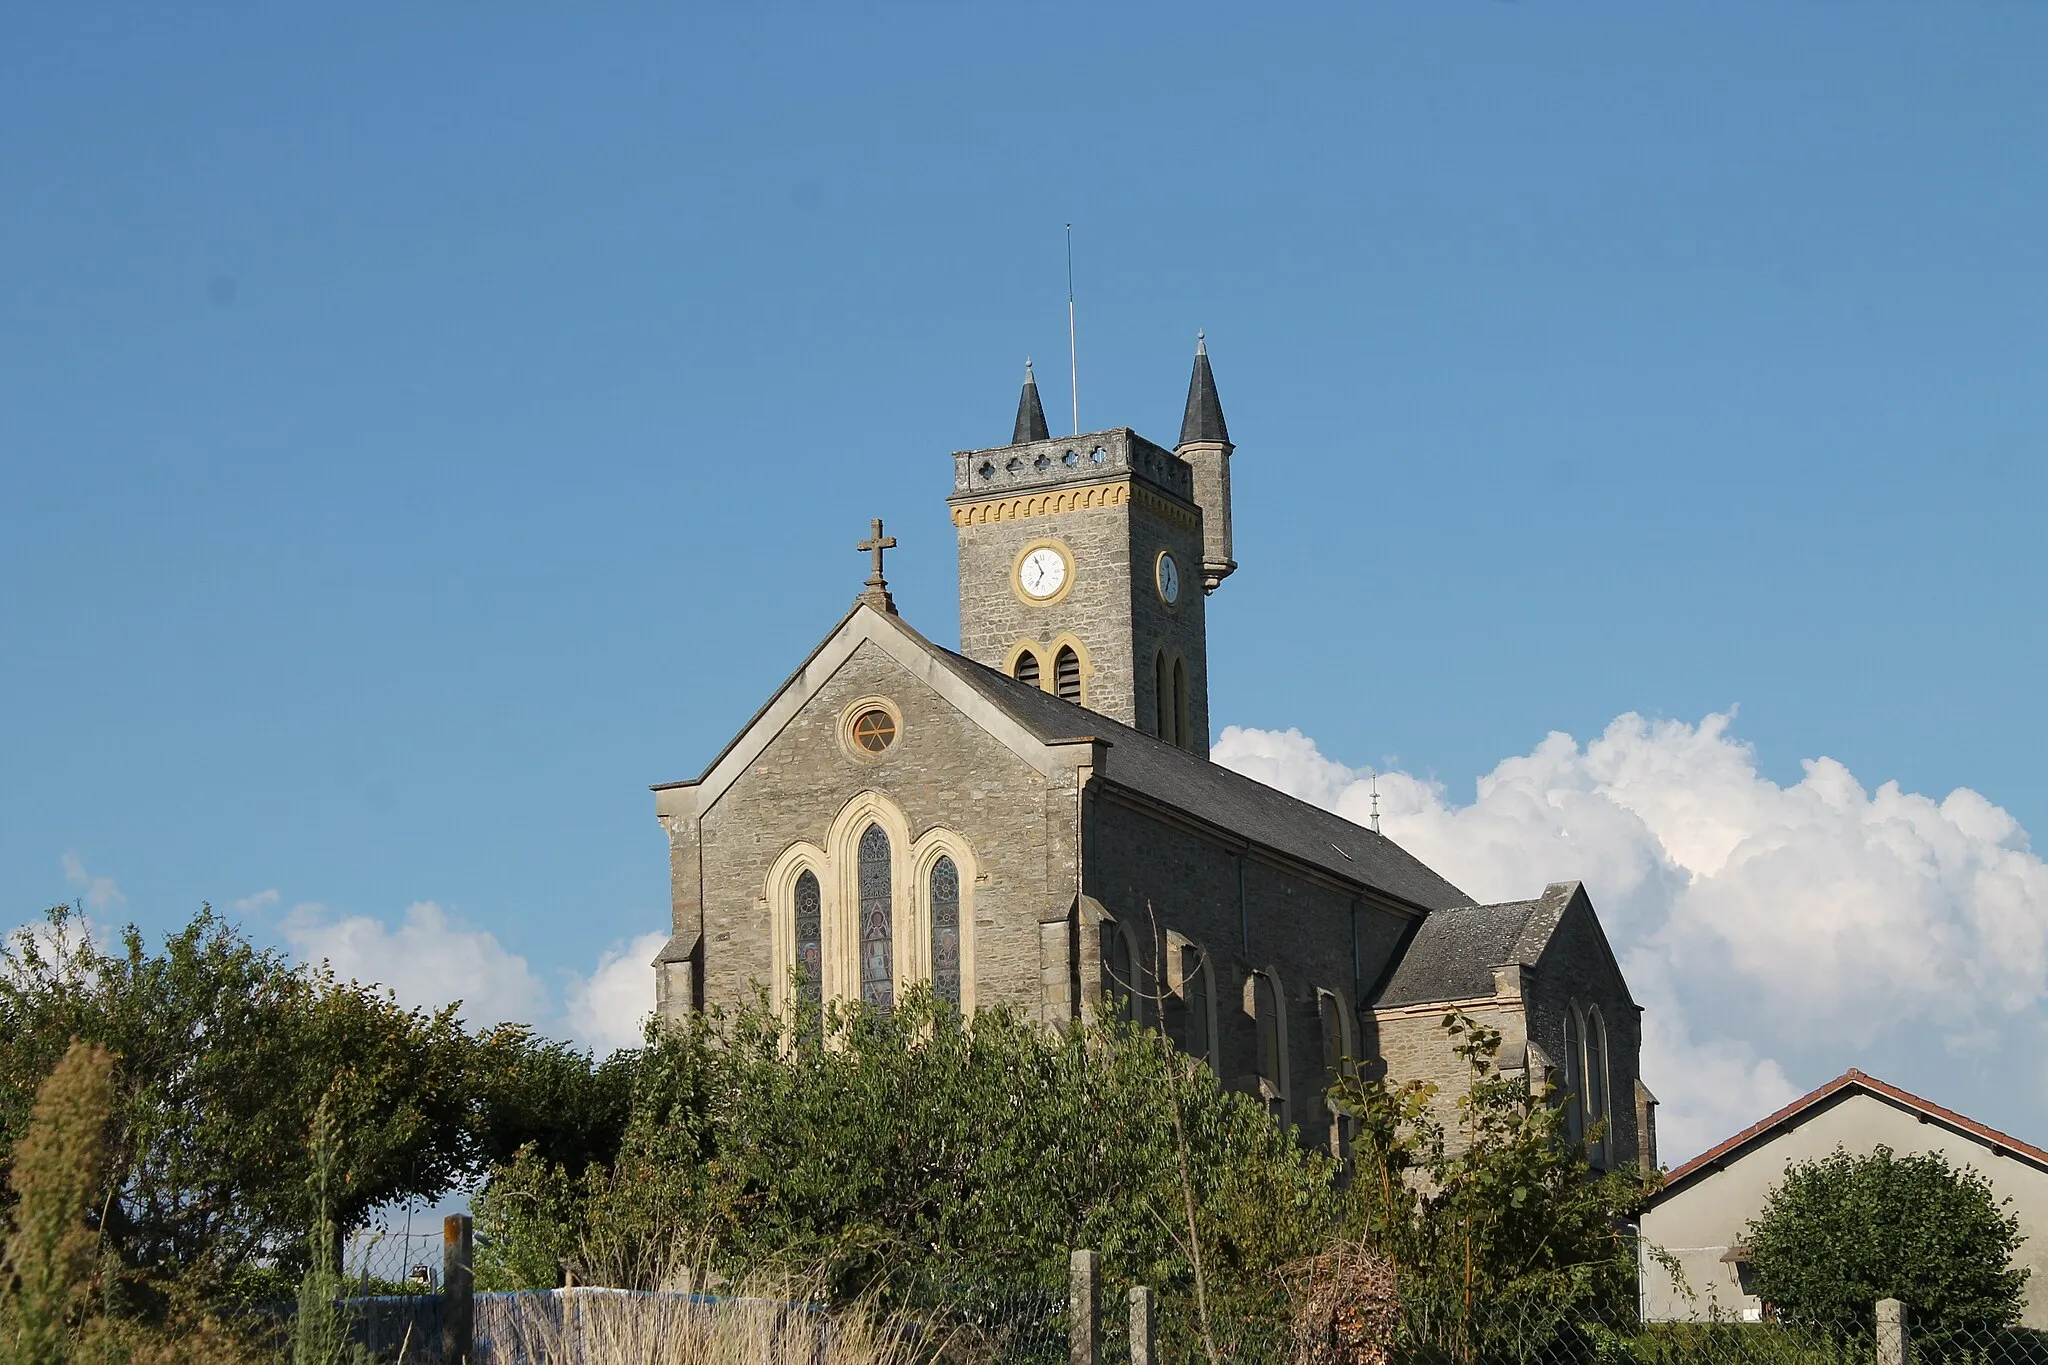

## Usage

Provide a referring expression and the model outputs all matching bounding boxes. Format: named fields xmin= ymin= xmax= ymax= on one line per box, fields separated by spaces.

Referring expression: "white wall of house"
xmin=1640 ymin=1090 xmax=2048 ymax=1329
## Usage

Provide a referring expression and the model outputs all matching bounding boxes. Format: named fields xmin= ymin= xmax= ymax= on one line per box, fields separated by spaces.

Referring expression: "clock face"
xmin=1019 ymin=546 xmax=1068 ymax=599
xmin=1157 ymin=552 xmax=1181 ymax=605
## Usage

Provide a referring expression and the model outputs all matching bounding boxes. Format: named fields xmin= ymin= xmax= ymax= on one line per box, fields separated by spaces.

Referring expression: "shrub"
xmin=475 ymin=988 xmax=1346 ymax=1358
xmin=1746 ymin=1145 xmax=2028 ymax=1331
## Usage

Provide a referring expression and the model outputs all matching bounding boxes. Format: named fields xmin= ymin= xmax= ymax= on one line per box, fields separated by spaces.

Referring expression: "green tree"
xmin=0 ymin=906 xmax=478 ymax=1299
xmin=1746 ymin=1145 xmax=2028 ymax=1331
xmin=1329 ymin=1011 xmax=1657 ymax=1360
xmin=475 ymin=988 xmax=1345 ymax=1357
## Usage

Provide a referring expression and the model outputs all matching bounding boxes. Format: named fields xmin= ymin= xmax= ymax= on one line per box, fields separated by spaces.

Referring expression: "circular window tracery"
xmin=851 ymin=708 xmax=897 ymax=753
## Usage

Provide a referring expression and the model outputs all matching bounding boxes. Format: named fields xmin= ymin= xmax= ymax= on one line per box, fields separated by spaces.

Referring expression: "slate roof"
xmin=918 ymin=632 xmax=1474 ymax=913
xmin=1178 ymin=334 xmax=1230 ymax=447
xmin=655 ymin=603 xmax=1473 ymax=916
xmin=1013 ymin=360 xmax=1050 ymax=444
xmin=1371 ymin=882 xmax=1578 ymax=1007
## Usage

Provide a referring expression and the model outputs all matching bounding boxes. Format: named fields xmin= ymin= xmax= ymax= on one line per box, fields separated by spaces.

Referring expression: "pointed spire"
xmin=1177 ymin=331 xmax=1230 ymax=448
xmin=1013 ymin=359 xmax=1051 ymax=444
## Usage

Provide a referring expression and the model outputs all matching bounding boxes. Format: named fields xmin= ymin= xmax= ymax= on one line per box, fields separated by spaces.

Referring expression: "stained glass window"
xmin=930 ymin=856 xmax=961 ymax=1009
xmin=794 ymin=869 xmax=822 ymax=1003
xmin=858 ymin=823 xmax=893 ymax=1011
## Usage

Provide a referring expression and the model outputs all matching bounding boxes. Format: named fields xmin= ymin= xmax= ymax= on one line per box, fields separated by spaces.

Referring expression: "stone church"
xmin=649 ymin=341 xmax=1656 ymax=1170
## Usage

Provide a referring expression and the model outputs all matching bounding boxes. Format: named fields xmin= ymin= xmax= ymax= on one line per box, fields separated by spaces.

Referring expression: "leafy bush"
xmin=1329 ymin=1010 xmax=1658 ymax=1362
xmin=0 ymin=907 xmax=477 ymax=1301
xmin=475 ymin=986 xmax=1345 ymax=1357
xmin=1746 ymin=1145 xmax=2028 ymax=1332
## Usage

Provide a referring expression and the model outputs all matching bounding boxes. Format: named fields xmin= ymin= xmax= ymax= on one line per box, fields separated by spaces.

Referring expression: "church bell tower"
xmin=949 ymin=341 xmax=1236 ymax=756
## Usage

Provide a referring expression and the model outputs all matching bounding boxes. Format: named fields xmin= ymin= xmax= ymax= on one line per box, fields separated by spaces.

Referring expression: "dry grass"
xmin=473 ymin=1282 xmax=942 ymax=1365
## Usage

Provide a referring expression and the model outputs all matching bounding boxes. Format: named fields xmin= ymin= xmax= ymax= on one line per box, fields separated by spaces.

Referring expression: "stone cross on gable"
xmin=856 ymin=518 xmax=897 ymax=614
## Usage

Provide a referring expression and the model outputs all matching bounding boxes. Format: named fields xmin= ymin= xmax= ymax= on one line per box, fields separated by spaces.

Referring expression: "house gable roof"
xmin=1651 ymin=1070 xmax=2048 ymax=1203
xmin=652 ymin=605 xmax=1474 ymax=913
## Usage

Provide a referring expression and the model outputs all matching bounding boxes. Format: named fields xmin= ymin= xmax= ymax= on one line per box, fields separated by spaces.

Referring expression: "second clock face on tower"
xmin=1156 ymin=551 xmax=1181 ymax=605
xmin=1017 ymin=544 xmax=1070 ymax=601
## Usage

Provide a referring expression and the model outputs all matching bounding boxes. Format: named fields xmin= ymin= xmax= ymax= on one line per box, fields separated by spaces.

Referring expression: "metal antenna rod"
xmin=1065 ymin=223 xmax=1079 ymax=436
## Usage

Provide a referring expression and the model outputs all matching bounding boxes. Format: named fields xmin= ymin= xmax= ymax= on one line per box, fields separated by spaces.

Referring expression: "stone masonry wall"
xmin=694 ymin=640 xmax=1078 ymax=1015
xmin=1526 ymin=900 xmax=1644 ymax=1170
xmin=1084 ymin=789 xmax=1417 ymax=1133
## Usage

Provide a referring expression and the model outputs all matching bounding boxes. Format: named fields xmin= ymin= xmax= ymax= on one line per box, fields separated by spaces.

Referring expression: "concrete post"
xmin=443 ymin=1215 xmax=474 ymax=1365
xmin=1129 ymin=1285 xmax=1156 ymax=1365
xmin=1877 ymin=1297 xmax=1907 ymax=1365
xmin=1069 ymin=1249 xmax=1099 ymax=1365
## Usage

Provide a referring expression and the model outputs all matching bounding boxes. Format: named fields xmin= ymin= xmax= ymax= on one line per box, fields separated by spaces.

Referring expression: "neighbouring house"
xmin=1639 ymin=1069 xmax=2048 ymax=1327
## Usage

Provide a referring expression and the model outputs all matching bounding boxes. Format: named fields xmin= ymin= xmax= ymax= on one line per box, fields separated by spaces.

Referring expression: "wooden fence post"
xmin=443 ymin=1214 xmax=474 ymax=1365
xmin=1877 ymin=1298 xmax=1907 ymax=1365
xmin=1069 ymin=1249 xmax=1099 ymax=1365
xmin=1129 ymin=1285 xmax=1155 ymax=1365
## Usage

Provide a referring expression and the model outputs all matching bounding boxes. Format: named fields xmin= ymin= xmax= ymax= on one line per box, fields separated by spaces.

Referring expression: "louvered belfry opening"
xmin=1054 ymin=646 xmax=1082 ymax=702
xmin=1013 ymin=651 xmax=1040 ymax=689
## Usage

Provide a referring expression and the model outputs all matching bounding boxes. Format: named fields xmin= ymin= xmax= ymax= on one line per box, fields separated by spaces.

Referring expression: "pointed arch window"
xmin=857 ymin=823 xmax=894 ymax=1011
xmin=1583 ymin=1006 xmax=1611 ymax=1168
xmin=1155 ymin=652 xmax=1173 ymax=741
xmin=930 ymin=856 xmax=961 ymax=1010
xmin=1181 ymin=944 xmax=1212 ymax=1065
xmin=1054 ymin=646 xmax=1082 ymax=702
xmin=1562 ymin=1005 xmax=1585 ymax=1146
xmin=1172 ymin=659 xmax=1189 ymax=749
xmin=794 ymin=870 xmax=823 ymax=1023
xmin=1013 ymin=650 xmax=1040 ymax=689
xmin=1100 ymin=922 xmax=1137 ymax=1022
xmin=1253 ymin=971 xmax=1288 ymax=1126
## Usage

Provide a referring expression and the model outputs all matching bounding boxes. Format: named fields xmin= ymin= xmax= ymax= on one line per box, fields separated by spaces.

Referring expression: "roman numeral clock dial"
xmin=1018 ymin=545 xmax=1069 ymax=600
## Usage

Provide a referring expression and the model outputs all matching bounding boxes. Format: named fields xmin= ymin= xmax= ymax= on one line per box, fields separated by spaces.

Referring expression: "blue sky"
xmin=4 ymin=5 xmax=2044 ymax=1157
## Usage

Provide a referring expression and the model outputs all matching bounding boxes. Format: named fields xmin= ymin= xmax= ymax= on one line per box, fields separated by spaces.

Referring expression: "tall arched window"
xmin=1172 ymin=659 xmax=1189 ymax=750
xmin=1181 ymin=945 xmax=1212 ymax=1064
xmin=794 ymin=870 xmax=823 ymax=1024
xmin=1054 ymin=646 xmax=1082 ymax=702
xmin=1253 ymin=971 xmax=1287 ymax=1126
xmin=1155 ymin=651 xmax=1173 ymax=741
xmin=930 ymin=856 xmax=961 ymax=1010
xmin=1102 ymin=922 xmax=1135 ymax=1021
xmin=857 ymin=823 xmax=894 ymax=1011
xmin=1013 ymin=649 xmax=1040 ymax=689
xmin=1562 ymin=1006 xmax=1585 ymax=1146
xmin=1318 ymin=990 xmax=1353 ymax=1156
xmin=1583 ymin=1007 xmax=1610 ymax=1168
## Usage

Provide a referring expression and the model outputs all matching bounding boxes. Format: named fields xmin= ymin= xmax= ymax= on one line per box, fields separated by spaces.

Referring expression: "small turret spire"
xmin=1178 ymin=331 xmax=1230 ymax=447
xmin=1013 ymin=359 xmax=1051 ymax=444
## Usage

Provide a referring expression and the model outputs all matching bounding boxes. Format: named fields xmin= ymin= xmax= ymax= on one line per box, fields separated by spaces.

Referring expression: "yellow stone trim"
xmin=953 ymin=480 xmax=1131 ymax=527
xmin=950 ymin=479 xmax=1201 ymax=535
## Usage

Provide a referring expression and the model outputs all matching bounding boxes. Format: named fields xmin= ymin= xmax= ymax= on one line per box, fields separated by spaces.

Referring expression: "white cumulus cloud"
xmin=280 ymin=900 xmax=551 ymax=1028
xmin=563 ymin=932 xmax=668 ymax=1056
xmin=1213 ymin=713 xmax=2048 ymax=1164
